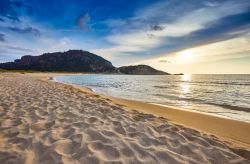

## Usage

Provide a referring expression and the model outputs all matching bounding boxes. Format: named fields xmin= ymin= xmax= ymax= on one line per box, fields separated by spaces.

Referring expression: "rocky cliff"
xmin=0 ymin=50 xmax=170 ymax=75
xmin=0 ymin=50 xmax=115 ymax=73
xmin=117 ymin=65 xmax=169 ymax=75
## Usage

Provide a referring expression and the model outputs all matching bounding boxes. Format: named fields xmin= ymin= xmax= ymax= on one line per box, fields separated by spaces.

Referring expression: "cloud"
xmin=0 ymin=0 xmax=24 ymax=21
xmin=0 ymin=33 xmax=5 ymax=42
xmin=128 ymin=32 xmax=250 ymax=74
xmin=159 ymin=59 xmax=171 ymax=63
xmin=8 ymin=26 xmax=41 ymax=36
xmin=0 ymin=45 xmax=34 ymax=62
xmin=154 ymin=11 xmax=250 ymax=56
xmin=0 ymin=44 xmax=34 ymax=63
xmin=150 ymin=25 xmax=164 ymax=31
xmin=142 ymin=32 xmax=250 ymax=65
xmin=76 ymin=13 xmax=90 ymax=30
xmin=2 ymin=45 xmax=34 ymax=52
xmin=147 ymin=33 xmax=155 ymax=39
xmin=95 ymin=0 xmax=250 ymax=66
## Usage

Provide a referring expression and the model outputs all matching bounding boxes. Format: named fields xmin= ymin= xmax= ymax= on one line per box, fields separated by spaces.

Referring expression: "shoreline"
xmin=53 ymin=74 xmax=250 ymax=124
xmin=47 ymin=73 xmax=250 ymax=148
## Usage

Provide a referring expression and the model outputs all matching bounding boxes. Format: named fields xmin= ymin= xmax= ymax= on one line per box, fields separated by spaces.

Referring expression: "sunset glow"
xmin=179 ymin=50 xmax=194 ymax=60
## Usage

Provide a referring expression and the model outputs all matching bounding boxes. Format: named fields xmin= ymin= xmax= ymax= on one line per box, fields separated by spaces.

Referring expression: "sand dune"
xmin=0 ymin=73 xmax=250 ymax=163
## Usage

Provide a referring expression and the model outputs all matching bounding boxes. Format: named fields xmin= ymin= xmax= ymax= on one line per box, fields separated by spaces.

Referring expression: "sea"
xmin=54 ymin=74 xmax=250 ymax=123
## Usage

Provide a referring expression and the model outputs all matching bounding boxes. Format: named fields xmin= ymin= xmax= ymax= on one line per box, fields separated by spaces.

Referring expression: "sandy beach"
xmin=1 ymin=73 xmax=250 ymax=164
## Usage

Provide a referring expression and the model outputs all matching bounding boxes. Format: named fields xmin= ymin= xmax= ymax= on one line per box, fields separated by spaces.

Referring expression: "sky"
xmin=0 ymin=0 xmax=250 ymax=74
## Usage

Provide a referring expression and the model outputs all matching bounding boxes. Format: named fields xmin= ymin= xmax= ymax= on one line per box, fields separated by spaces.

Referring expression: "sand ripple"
xmin=0 ymin=74 xmax=250 ymax=163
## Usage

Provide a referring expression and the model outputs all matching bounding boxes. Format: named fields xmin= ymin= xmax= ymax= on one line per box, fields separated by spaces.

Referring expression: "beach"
xmin=0 ymin=73 xmax=250 ymax=163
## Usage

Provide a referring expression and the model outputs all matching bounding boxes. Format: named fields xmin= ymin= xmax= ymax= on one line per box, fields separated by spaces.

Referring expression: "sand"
xmin=0 ymin=73 xmax=250 ymax=164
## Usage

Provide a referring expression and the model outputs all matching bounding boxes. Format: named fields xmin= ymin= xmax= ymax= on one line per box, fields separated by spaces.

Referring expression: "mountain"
xmin=0 ymin=50 xmax=170 ymax=75
xmin=117 ymin=65 xmax=170 ymax=75
xmin=0 ymin=50 xmax=115 ymax=72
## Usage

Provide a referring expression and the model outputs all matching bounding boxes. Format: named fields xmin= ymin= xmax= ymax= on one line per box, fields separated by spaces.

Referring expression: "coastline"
xmin=48 ymin=73 xmax=250 ymax=148
xmin=1 ymin=72 xmax=250 ymax=163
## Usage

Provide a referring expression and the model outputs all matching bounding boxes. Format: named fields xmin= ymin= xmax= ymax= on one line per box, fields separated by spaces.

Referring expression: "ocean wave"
xmin=154 ymin=95 xmax=250 ymax=113
xmin=177 ymin=97 xmax=250 ymax=112
xmin=169 ymin=80 xmax=250 ymax=86
xmin=154 ymin=85 xmax=169 ymax=89
xmin=153 ymin=81 xmax=250 ymax=90
xmin=206 ymin=103 xmax=250 ymax=113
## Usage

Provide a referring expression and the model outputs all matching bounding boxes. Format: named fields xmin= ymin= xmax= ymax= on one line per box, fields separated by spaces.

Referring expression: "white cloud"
xmin=132 ymin=33 xmax=250 ymax=74
xmin=93 ymin=0 xmax=250 ymax=64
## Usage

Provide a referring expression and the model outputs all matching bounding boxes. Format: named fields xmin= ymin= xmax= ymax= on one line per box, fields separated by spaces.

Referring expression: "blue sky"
xmin=0 ymin=0 xmax=250 ymax=73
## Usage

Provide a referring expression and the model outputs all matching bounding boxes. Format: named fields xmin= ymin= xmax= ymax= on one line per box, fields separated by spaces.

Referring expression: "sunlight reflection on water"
xmin=182 ymin=74 xmax=192 ymax=82
xmin=181 ymin=74 xmax=191 ymax=94
xmin=181 ymin=84 xmax=189 ymax=94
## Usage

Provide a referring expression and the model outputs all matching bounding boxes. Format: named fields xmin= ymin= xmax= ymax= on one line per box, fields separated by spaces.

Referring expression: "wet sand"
xmin=0 ymin=73 xmax=250 ymax=163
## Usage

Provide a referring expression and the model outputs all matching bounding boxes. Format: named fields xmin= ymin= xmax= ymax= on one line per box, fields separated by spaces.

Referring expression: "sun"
xmin=179 ymin=50 xmax=194 ymax=60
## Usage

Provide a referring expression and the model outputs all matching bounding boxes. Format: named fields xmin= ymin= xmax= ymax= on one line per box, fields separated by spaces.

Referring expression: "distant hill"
xmin=0 ymin=50 xmax=170 ymax=75
xmin=117 ymin=65 xmax=170 ymax=75
xmin=0 ymin=50 xmax=115 ymax=73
